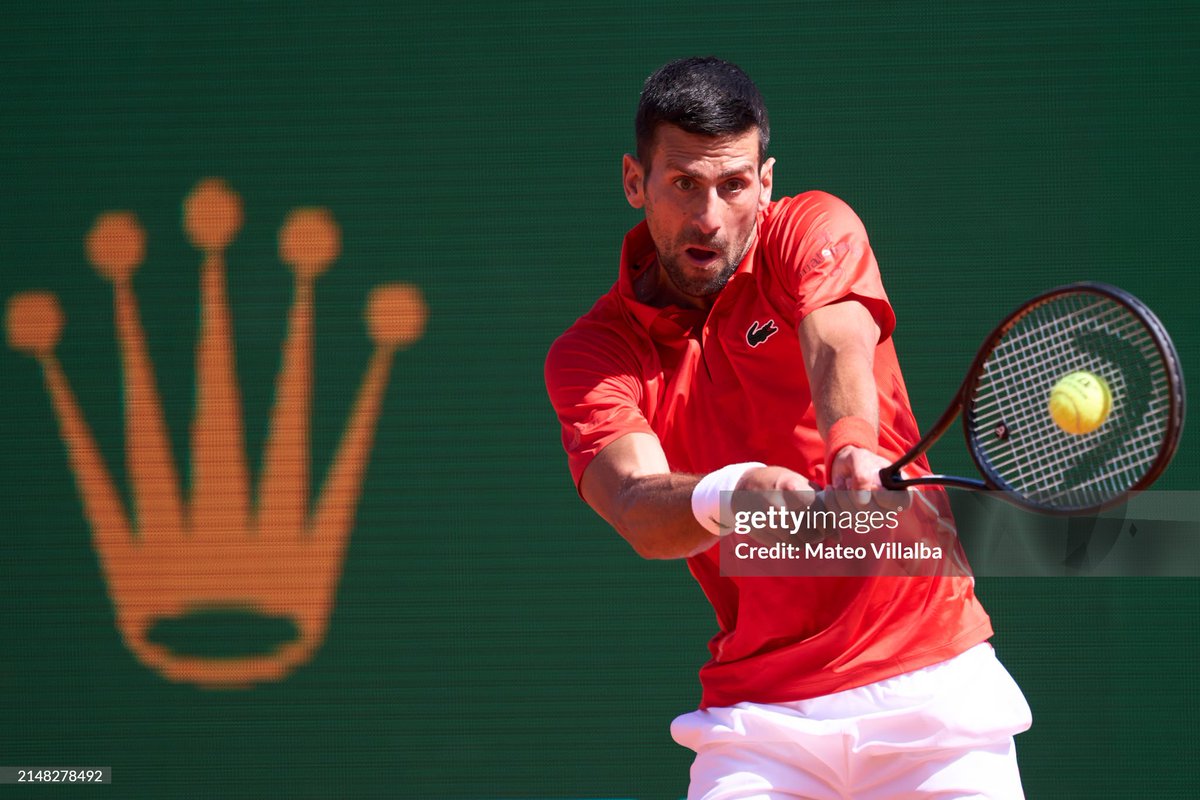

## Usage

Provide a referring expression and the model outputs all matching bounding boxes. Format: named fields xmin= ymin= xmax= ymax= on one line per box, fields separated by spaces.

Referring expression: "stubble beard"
xmin=658 ymin=231 xmax=755 ymax=299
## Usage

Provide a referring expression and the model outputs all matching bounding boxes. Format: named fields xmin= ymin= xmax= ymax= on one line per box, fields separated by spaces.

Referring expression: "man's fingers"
xmin=820 ymin=487 xmax=909 ymax=515
xmin=875 ymin=488 xmax=910 ymax=512
xmin=727 ymin=472 xmax=832 ymax=544
xmin=820 ymin=489 xmax=853 ymax=516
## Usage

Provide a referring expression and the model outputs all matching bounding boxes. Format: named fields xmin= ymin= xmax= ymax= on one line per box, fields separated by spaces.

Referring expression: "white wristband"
xmin=691 ymin=462 xmax=766 ymax=536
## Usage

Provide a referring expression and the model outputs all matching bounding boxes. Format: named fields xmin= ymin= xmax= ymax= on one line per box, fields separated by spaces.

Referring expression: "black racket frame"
xmin=879 ymin=282 xmax=1186 ymax=514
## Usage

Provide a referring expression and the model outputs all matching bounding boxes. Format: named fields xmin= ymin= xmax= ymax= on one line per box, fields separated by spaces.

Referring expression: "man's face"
xmin=623 ymin=124 xmax=774 ymax=299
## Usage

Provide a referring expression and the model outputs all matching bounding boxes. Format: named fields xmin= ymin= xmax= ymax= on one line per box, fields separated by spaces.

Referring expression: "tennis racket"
xmin=880 ymin=282 xmax=1185 ymax=514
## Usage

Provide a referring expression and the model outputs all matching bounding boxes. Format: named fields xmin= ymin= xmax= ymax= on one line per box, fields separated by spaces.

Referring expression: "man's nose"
xmin=692 ymin=189 xmax=723 ymax=236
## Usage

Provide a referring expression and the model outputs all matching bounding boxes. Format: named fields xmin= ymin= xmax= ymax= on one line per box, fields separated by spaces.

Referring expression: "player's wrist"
xmin=691 ymin=462 xmax=767 ymax=536
xmin=825 ymin=416 xmax=878 ymax=477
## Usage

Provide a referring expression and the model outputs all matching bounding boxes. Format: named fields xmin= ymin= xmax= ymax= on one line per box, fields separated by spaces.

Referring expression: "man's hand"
xmin=731 ymin=466 xmax=829 ymax=545
xmin=826 ymin=445 xmax=907 ymax=514
xmin=829 ymin=444 xmax=888 ymax=491
xmin=737 ymin=465 xmax=820 ymax=494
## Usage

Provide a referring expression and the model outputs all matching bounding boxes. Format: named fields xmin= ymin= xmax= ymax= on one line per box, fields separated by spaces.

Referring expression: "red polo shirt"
xmin=545 ymin=191 xmax=992 ymax=708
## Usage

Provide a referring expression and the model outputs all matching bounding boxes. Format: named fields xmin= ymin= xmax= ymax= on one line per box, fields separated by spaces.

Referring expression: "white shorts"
xmin=671 ymin=643 xmax=1032 ymax=800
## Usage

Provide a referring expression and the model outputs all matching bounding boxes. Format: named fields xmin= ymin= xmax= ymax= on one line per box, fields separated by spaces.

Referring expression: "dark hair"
xmin=635 ymin=56 xmax=770 ymax=168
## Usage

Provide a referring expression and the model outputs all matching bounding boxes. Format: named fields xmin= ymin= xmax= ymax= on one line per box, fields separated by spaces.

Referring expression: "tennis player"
xmin=545 ymin=57 xmax=1031 ymax=798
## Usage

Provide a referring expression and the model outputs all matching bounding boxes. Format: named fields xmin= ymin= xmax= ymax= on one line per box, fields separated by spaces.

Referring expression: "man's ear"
xmin=758 ymin=157 xmax=775 ymax=211
xmin=622 ymin=153 xmax=645 ymax=209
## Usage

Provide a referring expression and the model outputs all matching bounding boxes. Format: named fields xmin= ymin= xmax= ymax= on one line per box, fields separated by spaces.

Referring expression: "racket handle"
xmin=879 ymin=468 xmax=988 ymax=492
xmin=879 ymin=466 xmax=904 ymax=490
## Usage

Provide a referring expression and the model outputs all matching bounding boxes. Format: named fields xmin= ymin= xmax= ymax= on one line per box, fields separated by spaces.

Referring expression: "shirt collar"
xmin=616 ymin=221 xmax=669 ymax=332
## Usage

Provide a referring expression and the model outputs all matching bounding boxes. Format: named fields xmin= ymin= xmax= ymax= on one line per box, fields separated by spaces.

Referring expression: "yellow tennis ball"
xmin=1048 ymin=371 xmax=1112 ymax=435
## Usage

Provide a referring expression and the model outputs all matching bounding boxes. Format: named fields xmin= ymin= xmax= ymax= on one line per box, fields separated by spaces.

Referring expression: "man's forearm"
xmin=606 ymin=472 xmax=718 ymax=560
xmin=797 ymin=302 xmax=892 ymax=493
xmin=580 ymin=435 xmax=819 ymax=560
xmin=798 ymin=301 xmax=882 ymax=439
xmin=808 ymin=347 xmax=879 ymax=437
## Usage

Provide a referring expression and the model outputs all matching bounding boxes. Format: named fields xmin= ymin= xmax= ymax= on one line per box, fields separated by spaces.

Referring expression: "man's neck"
xmin=633 ymin=258 xmax=717 ymax=312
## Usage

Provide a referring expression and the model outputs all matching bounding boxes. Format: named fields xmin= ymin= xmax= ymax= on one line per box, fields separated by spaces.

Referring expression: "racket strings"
xmin=973 ymin=306 xmax=1141 ymax=461
xmin=980 ymin=300 xmax=1167 ymax=505
xmin=992 ymin=303 xmax=1163 ymax=504
xmin=975 ymin=299 xmax=1122 ymax=496
xmin=968 ymin=291 xmax=1173 ymax=510
xmin=979 ymin=400 xmax=1170 ymax=478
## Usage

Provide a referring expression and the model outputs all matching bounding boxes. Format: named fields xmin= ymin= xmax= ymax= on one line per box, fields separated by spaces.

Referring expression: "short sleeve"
xmin=761 ymin=192 xmax=896 ymax=341
xmin=544 ymin=325 xmax=656 ymax=491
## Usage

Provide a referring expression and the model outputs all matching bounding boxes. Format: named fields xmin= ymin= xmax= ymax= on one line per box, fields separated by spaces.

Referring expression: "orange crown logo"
xmin=7 ymin=179 xmax=426 ymax=688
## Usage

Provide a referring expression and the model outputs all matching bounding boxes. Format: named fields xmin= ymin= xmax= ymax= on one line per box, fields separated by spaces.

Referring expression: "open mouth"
xmin=685 ymin=246 xmax=719 ymax=266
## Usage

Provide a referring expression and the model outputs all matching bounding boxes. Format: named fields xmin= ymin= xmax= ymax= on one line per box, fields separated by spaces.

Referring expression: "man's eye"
xmin=675 ymin=177 xmax=695 ymax=191
xmin=724 ymin=180 xmax=745 ymax=193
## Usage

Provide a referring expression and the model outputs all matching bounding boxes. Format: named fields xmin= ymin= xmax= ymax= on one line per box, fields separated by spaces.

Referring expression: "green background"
xmin=2 ymin=2 xmax=1198 ymax=797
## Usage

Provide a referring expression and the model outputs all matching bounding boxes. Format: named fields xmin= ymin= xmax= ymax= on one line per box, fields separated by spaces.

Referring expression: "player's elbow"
xmin=623 ymin=530 xmax=677 ymax=560
xmin=604 ymin=509 xmax=685 ymax=560
xmin=604 ymin=511 xmax=662 ymax=560
xmin=615 ymin=516 xmax=711 ymax=561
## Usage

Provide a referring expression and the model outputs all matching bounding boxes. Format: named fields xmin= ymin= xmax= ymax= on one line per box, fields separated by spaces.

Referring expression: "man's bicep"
xmin=545 ymin=326 xmax=659 ymax=488
xmin=797 ymin=300 xmax=880 ymax=368
xmin=760 ymin=193 xmax=896 ymax=341
xmin=578 ymin=432 xmax=671 ymax=527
